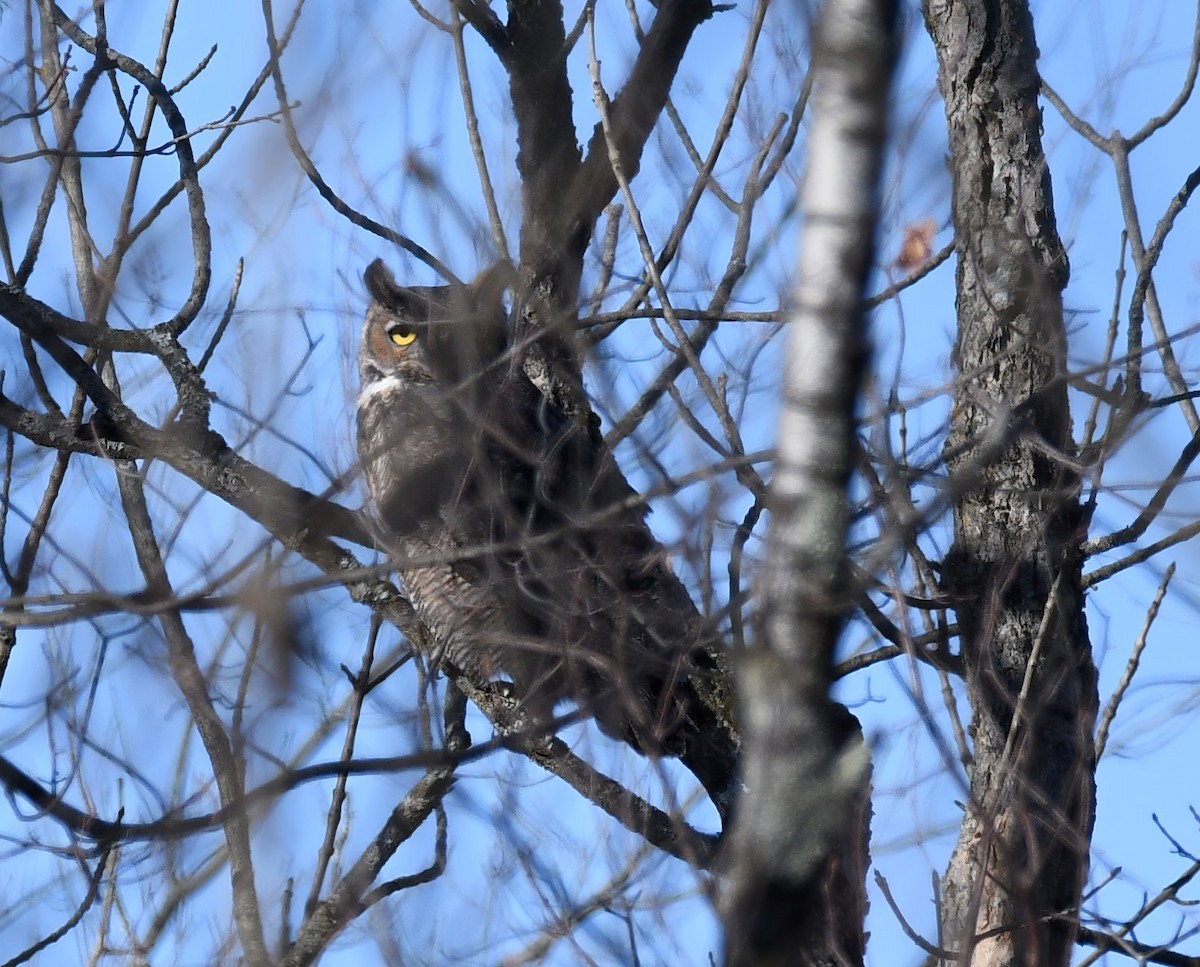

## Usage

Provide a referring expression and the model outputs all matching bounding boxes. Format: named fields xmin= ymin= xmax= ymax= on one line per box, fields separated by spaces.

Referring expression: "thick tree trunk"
xmin=722 ymin=0 xmax=897 ymax=963
xmin=924 ymin=2 xmax=1098 ymax=965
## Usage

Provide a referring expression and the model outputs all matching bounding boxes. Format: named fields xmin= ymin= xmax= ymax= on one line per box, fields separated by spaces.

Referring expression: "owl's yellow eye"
xmin=387 ymin=325 xmax=416 ymax=347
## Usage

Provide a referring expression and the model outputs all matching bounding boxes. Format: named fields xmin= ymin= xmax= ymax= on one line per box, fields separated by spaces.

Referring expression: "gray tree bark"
xmin=925 ymin=1 xmax=1099 ymax=964
xmin=721 ymin=0 xmax=897 ymax=963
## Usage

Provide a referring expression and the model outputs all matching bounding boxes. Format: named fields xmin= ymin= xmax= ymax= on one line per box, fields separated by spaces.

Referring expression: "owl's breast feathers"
xmin=356 ymin=375 xmax=467 ymax=537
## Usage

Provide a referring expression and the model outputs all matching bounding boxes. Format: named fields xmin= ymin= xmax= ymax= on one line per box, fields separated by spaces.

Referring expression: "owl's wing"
xmin=458 ymin=367 xmax=713 ymax=752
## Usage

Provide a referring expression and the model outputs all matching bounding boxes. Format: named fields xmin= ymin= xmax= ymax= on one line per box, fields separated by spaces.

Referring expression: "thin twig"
xmin=1094 ymin=563 xmax=1173 ymax=759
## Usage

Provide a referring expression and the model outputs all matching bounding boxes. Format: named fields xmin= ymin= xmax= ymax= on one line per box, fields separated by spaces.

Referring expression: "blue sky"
xmin=1 ymin=0 xmax=1199 ymax=963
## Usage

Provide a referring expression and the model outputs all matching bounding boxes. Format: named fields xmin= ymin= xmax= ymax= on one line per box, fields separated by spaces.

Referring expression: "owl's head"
xmin=359 ymin=259 xmax=512 ymax=388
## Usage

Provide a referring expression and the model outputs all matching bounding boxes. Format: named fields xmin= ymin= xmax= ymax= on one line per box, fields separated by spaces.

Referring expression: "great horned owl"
xmin=355 ymin=259 xmax=714 ymax=758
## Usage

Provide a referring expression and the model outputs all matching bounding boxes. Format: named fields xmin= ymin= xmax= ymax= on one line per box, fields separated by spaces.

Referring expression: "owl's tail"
xmin=578 ymin=643 xmax=739 ymax=824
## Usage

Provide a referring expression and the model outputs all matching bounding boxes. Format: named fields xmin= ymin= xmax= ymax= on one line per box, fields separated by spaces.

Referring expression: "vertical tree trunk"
xmin=722 ymin=0 xmax=897 ymax=963
xmin=924 ymin=2 xmax=1098 ymax=964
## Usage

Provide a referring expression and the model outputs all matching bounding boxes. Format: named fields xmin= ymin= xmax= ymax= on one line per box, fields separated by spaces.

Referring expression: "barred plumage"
xmin=355 ymin=259 xmax=723 ymax=760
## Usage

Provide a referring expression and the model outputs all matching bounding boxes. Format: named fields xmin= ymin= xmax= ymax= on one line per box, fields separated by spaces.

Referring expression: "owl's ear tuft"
xmin=465 ymin=262 xmax=515 ymax=362
xmin=469 ymin=261 xmax=517 ymax=311
xmin=364 ymin=259 xmax=407 ymax=307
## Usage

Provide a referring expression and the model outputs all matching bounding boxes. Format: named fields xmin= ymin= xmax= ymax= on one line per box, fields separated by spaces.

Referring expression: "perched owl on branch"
xmin=355 ymin=259 xmax=735 ymax=797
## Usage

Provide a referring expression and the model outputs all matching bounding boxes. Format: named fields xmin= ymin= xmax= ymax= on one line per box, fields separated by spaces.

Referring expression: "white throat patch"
xmin=356 ymin=376 xmax=408 ymax=407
